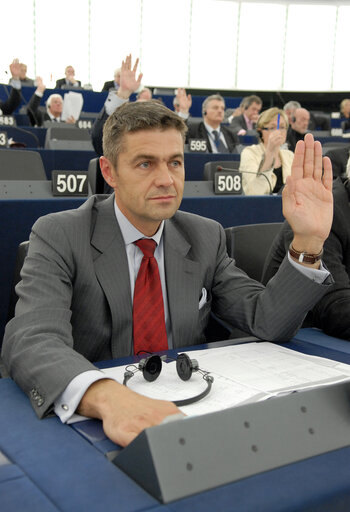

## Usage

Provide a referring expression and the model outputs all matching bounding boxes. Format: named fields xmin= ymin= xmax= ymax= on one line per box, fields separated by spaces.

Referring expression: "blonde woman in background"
xmin=239 ymin=107 xmax=294 ymax=195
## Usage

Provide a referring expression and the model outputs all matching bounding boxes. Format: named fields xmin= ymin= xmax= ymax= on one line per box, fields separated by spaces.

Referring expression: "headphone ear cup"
xmin=176 ymin=353 xmax=198 ymax=381
xmin=292 ymin=116 xmax=296 ymax=123
xmin=140 ymin=355 xmax=162 ymax=382
xmin=203 ymin=111 xmax=207 ymax=116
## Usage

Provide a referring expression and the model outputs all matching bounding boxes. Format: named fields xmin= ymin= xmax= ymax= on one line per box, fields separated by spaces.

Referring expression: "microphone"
xmin=216 ymin=166 xmax=273 ymax=195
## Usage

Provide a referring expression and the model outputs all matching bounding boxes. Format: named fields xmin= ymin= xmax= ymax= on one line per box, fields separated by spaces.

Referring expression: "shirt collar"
xmin=113 ymin=200 xmax=164 ymax=246
xmin=48 ymin=112 xmax=60 ymax=121
xmin=204 ymin=121 xmax=221 ymax=136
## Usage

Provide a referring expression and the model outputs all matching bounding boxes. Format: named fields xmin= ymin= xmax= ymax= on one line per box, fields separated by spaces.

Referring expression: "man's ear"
xmin=99 ymin=156 xmax=117 ymax=188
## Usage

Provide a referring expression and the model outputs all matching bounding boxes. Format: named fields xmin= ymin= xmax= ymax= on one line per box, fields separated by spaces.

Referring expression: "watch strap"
xmin=289 ymin=243 xmax=323 ymax=264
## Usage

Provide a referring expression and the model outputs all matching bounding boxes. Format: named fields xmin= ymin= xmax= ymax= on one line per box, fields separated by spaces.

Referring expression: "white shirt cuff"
xmin=35 ymin=90 xmax=44 ymax=98
xmin=178 ymin=111 xmax=189 ymax=120
xmin=287 ymin=252 xmax=329 ymax=283
xmin=54 ymin=370 xmax=108 ymax=423
xmin=105 ymin=92 xmax=128 ymax=116
xmin=9 ymin=78 xmax=21 ymax=90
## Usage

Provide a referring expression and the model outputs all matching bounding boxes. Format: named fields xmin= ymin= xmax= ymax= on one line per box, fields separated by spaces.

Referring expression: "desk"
xmin=2 ymin=329 xmax=350 ymax=511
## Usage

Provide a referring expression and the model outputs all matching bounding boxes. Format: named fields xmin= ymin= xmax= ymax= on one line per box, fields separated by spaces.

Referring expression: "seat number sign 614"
xmin=214 ymin=171 xmax=242 ymax=195
xmin=52 ymin=171 xmax=89 ymax=196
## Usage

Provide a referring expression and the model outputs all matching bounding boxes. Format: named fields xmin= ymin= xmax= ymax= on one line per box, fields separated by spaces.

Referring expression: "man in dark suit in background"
xmin=287 ymin=107 xmax=310 ymax=152
xmin=101 ymin=68 xmax=121 ymax=92
xmin=1 ymin=60 xmax=22 ymax=115
xmin=55 ymin=66 xmax=81 ymax=89
xmin=27 ymin=77 xmax=76 ymax=126
xmin=262 ymin=177 xmax=350 ymax=341
xmin=229 ymin=95 xmax=262 ymax=136
xmin=186 ymin=94 xmax=238 ymax=153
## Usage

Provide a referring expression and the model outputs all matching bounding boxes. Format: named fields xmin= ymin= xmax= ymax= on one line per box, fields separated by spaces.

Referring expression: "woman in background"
xmin=239 ymin=107 xmax=294 ymax=195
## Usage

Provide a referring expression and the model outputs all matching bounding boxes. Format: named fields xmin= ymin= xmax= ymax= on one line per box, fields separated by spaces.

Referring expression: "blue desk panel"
xmin=4 ymin=148 xmax=240 ymax=180
xmin=36 ymin=148 xmax=97 ymax=177
xmin=180 ymin=194 xmax=283 ymax=228
xmin=2 ymin=330 xmax=350 ymax=511
xmin=184 ymin=152 xmax=240 ymax=181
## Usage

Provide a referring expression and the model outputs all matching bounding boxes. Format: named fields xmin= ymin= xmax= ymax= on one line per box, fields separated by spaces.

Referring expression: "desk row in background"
xmin=2 ymin=143 xmax=349 ymax=184
xmin=3 ymin=122 xmax=350 ymax=150
xmin=0 ymin=147 xmax=240 ymax=181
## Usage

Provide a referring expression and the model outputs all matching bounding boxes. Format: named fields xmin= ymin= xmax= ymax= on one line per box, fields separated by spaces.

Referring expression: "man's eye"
xmin=171 ymin=161 xmax=181 ymax=168
xmin=139 ymin=162 xmax=150 ymax=169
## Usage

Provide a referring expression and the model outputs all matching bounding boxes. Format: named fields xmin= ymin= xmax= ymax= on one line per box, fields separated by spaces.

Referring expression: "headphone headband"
xmin=123 ymin=353 xmax=213 ymax=406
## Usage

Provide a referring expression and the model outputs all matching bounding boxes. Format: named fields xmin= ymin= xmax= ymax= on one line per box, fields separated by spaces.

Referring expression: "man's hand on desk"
xmin=77 ymin=379 xmax=180 ymax=447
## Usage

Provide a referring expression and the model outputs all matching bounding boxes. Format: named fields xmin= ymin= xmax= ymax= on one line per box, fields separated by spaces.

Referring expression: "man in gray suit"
xmin=2 ymin=101 xmax=334 ymax=448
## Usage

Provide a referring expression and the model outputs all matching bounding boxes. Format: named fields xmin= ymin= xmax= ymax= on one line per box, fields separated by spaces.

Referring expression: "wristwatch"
xmin=289 ymin=244 xmax=323 ymax=264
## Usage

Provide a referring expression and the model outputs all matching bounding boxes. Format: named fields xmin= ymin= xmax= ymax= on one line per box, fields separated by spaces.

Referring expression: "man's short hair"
xmin=283 ymin=100 xmax=301 ymax=112
xmin=202 ymin=94 xmax=225 ymax=117
xmin=103 ymin=100 xmax=188 ymax=168
xmin=244 ymin=95 xmax=263 ymax=109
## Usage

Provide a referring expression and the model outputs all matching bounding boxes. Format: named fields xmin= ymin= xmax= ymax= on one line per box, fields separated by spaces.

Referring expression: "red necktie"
xmin=133 ymin=239 xmax=168 ymax=354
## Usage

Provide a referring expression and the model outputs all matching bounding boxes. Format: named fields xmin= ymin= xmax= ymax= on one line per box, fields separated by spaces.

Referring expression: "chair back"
xmin=88 ymin=157 xmax=112 ymax=194
xmin=203 ymin=160 xmax=240 ymax=181
xmin=0 ymin=149 xmax=46 ymax=180
xmin=45 ymin=126 xmax=93 ymax=150
xmin=225 ymin=223 xmax=283 ymax=282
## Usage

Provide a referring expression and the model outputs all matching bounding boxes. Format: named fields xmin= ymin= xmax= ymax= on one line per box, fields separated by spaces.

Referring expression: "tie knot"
xmin=212 ymin=130 xmax=219 ymax=142
xmin=134 ymin=238 xmax=156 ymax=258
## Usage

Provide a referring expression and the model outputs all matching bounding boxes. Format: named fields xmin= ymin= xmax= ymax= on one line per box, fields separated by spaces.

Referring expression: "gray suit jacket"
xmin=2 ymin=194 xmax=332 ymax=417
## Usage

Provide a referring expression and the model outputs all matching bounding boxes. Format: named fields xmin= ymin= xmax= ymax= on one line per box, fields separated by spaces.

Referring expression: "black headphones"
xmin=123 ymin=353 xmax=214 ymax=406
xmin=292 ymin=116 xmax=296 ymax=123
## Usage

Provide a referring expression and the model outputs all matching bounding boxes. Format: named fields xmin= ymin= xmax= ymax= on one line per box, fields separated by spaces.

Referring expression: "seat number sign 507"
xmin=52 ymin=171 xmax=89 ymax=196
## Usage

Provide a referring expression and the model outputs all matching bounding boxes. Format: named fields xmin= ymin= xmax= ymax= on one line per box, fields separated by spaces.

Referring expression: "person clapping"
xmin=239 ymin=107 xmax=294 ymax=195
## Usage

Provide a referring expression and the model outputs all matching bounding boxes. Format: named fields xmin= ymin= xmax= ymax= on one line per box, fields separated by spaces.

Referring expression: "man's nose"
xmin=155 ymin=164 xmax=174 ymax=187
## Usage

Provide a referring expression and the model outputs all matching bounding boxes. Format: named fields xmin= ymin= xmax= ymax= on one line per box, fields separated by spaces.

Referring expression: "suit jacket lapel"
xmin=164 ymin=219 xmax=201 ymax=348
xmin=199 ymin=122 xmax=213 ymax=153
xmin=91 ymin=194 xmax=133 ymax=357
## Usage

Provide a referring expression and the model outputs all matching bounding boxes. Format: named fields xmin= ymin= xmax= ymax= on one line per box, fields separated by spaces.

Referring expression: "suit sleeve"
xmin=27 ymin=93 xmax=43 ymax=127
xmin=0 ymin=87 xmax=21 ymax=115
xmin=210 ymin=222 xmax=333 ymax=342
xmin=91 ymin=108 xmax=109 ymax=156
xmin=1 ymin=215 xmax=97 ymax=418
xmin=229 ymin=115 xmax=245 ymax=135
xmin=312 ymin=227 xmax=350 ymax=340
xmin=261 ymin=222 xmax=293 ymax=284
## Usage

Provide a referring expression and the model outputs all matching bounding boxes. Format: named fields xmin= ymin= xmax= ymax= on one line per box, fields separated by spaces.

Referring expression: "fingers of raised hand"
xmin=322 ymin=156 xmax=333 ymax=191
xmin=132 ymin=57 xmax=139 ymax=73
xmin=303 ymin=133 xmax=323 ymax=179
